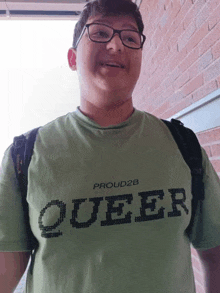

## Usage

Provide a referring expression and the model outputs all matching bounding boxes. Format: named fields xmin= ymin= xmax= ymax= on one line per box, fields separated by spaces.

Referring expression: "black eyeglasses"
xmin=75 ymin=23 xmax=146 ymax=50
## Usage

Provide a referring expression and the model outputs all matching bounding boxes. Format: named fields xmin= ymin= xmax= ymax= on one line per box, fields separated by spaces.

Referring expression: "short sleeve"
xmin=188 ymin=147 xmax=220 ymax=251
xmin=0 ymin=145 xmax=33 ymax=252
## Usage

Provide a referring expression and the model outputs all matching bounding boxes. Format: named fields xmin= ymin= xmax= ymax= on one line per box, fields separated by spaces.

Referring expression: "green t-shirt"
xmin=1 ymin=108 xmax=220 ymax=293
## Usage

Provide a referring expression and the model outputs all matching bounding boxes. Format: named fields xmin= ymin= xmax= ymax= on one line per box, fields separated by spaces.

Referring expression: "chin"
xmin=97 ymin=79 xmax=134 ymax=92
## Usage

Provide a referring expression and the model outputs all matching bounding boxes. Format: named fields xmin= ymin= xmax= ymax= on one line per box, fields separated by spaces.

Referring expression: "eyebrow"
xmin=94 ymin=19 xmax=138 ymax=31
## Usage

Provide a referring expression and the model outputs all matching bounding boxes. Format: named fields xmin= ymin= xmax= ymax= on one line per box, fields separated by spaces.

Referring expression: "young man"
xmin=0 ymin=0 xmax=220 ymax=292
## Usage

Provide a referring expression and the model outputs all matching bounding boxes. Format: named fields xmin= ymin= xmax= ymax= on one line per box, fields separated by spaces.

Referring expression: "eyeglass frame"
xmin=75 ymin=22 xmax=146 ymax=50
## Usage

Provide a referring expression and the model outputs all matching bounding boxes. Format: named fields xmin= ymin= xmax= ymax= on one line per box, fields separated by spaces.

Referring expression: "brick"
xmin=166 ymin=19 xmax=180 ymax=45
xmin=211 ymin=144 xmax=220 ymax=157
xmin=213 ymin=127 xmax=220 ymax=141
xmin=183 ymin=0 xmax=206 ymax=30
xmin=210 ymin=159 xmax=220 ymax=173
xmin=217 ymin=76 xmax=220 ymax=87
xmin=192 ymin=268 xmax=205 ymax=285
xmin=173 ymin=71 xmax=190 ymax=90
xmin=141 ymin=59 xmax=151 ymax=79
xmin=149 ymin=67 xmax=168 ymax=90
xmin=162 ymin=84 xmax=175 ymax=101
xmin=203 ymin=145 xmax=212 ymax=157
xmin=161 ymin=67 xmax=181 ymax=91
xmin=195 ymin=282 xmax=206 ymax=293
xmin=158 ymin=68 xmax=173 ymax=93
xmin=188 ymin=60 xmax=199 ymax=79
xmin=212 ymin=38 xmax=220 ymax=60
xmin=149 ymin=63 xmax=158 ymax=77
xmin=149 ymin=36 xmax=158 ymax=53
xmin=171 ymin=0 xmax=182 ymax=18
xmin=152 ymin=100 xmax=171 ymax=117
xmin=149 ymin=88 xmax=163 ymax=106
xmin=198 ymin=133 xmax=213 ymax=145
xmin=192 ymin=79 xmax=218 ymax=102
xmin=169 ymin=89 xmax=185 ymax=106
xmin=143 ymin=25 xmax=154 ymax=44
xmin=196 ymin=133 xmax=205 ymax=144
xmin=203 ymin=58 xmax=220 ymax=83
xmin=195 ymin=2 xmax=212 ymax=28
xmin=156 ymin=2 xmax=167 ymax=23
xmin=156 ymin=85 xmax=169 ymax=103
xmin=178 ymin=21 xmax=197 ymax=52
xmin=191 ymin=254 xmax=203 ymax=271
xmin=186 ymin=49 xmax=213 ymax=80
xmin=162 ymin=94 xmax=193 ymax=118
xmin=182 ymin=73 xmax=204 ymax=96
xmin=160 ymin=11 xmax=169 ymax=28
xmin=191 ymin=247 xmax=199 ymax=256
xmin=179 ymin=46 xmax=199 ymax=73
xmin=170 ymin=47 xmax=188 ymax=71
xmin=170 ymin=66 xmax=182 ymax=82
xmin=198 ymin=49 xmax=213 ymax=71
xmin=151 ymin=27 xmax=165 ymax=50
xmin=169 ymin=22 xmax=185 ymax=52
xmin=162 ymin=74 xmax=173 ymax=90
xmin=165 ymin=3 xmax=189 ymax=49
xmin=186 ymin=21 xmax=209 ymax=53
xmin=206 ymin=0 xmax=220 ymax=13
xmin=177 ymin=0 xmax=193 ymax=20
xmin=199 ymin=20 xmax=220 ymax=57
xmin=167 ymin=37 xmax=179 ymax=57
xmin=197 ymin=128 xmax=220 ymax=145
xmin=149 ymin=78 xmax=163 ymax=94
xmin=152 ymin=44 xmax=170 ymax=69
xmin=160 ymin=64 xmax=174 ymax=85
xmin=160 ymin=12 xmax=176 ymax=42
xmin=208 ymin=1 xmax=220 ymax=30
xmin=135 ymin=0 xmax=220 ymax=121
xmin=164 ymin=0 xmax=170 ymax=10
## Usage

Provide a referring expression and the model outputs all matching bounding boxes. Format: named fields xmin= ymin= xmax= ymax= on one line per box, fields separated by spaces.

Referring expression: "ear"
xmin=67 ymin=48 xmax=77 ymax=71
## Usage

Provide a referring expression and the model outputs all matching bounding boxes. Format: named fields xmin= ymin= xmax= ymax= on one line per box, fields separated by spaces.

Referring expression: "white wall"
xmin=169 ymin=89 xmax=220 ymax=133
xmin=0 ymin=20 xmax=80 ymax=161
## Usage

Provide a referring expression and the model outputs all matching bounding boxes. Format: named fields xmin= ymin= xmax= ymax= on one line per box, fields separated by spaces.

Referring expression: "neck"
xmin=79 ymin=96 xmax=134 ymax=127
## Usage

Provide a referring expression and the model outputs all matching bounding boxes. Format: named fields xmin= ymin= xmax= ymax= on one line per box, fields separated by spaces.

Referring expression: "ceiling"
xmin=0 ymin=0 xmax=142 ymax=20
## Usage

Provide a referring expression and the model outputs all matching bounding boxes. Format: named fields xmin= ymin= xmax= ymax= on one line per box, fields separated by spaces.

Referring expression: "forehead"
xmin=87 ymin=14 xmax=139 ymax=31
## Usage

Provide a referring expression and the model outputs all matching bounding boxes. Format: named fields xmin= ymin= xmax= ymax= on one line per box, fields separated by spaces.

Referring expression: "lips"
xmin=100 ymin=61 xmax=125 ymax=69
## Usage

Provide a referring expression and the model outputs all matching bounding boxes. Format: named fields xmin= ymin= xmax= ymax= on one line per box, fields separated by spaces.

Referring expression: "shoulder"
xmin=29 ymin=111 xmax=78 ymax=146
xmin=136 ymin=110 xmax=172 ymax=133
xmin=39 ymin=111 xmax=75 ymax=134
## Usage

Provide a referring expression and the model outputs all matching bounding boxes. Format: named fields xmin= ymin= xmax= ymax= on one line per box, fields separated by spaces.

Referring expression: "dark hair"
xmin=72 ymin=0 xmax=144 ymax=49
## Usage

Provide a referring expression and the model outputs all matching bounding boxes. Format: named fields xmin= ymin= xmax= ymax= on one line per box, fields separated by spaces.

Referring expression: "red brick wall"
xmin=191 ymin=126 xmax=220 ymax=293
xmin=197 ymin=126 xmax=220 ymax=177
xmin=133 ymin=1 xmax=220 ymax=292
xmin=191 ymin=248 xmax=206 ymax=293
xmin=133 ymin=0 xmax=220 ymax=118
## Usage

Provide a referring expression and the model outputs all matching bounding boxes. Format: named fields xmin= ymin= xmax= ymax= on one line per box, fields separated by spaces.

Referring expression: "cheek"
xmin=79 ymin=45 xmax=100 ymax=74
xmin=131 ymin=55 xmax=142 ymax=77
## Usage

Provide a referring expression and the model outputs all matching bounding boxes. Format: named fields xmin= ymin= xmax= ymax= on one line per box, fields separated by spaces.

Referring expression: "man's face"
xmin=69 ymin=14 xmax=143 ymax=103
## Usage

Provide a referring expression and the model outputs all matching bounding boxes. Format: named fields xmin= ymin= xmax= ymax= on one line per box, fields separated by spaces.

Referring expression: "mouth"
xmin=101 ymin=63 xmax=125 ymax=69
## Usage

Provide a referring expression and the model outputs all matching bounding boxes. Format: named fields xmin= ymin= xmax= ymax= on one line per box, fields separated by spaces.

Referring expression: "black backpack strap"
xmin=11 ymin=127 xmax=40 ymax=251
xmin=162 ymin=119 xmax=204 ymax=235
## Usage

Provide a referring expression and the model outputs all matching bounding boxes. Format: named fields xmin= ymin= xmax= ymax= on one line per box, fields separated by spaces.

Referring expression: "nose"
xmin=106 ymin=33 xmax=124 ymax=52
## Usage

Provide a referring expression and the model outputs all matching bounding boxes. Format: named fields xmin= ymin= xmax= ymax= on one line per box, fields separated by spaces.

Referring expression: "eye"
xmin=126 ymin=36 xmax=136 ymax=43
xmin=122 ymin=31 xmax=140 ymax=45
xmin=96 ymin=30 xmax=109 ymax=38
xmin=90 ymin=29 xmax=110 ymax=40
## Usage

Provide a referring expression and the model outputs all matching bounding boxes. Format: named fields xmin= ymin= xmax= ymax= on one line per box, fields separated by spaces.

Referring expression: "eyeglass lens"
xmin=88 ymin=24 xmax=142 ymax=48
